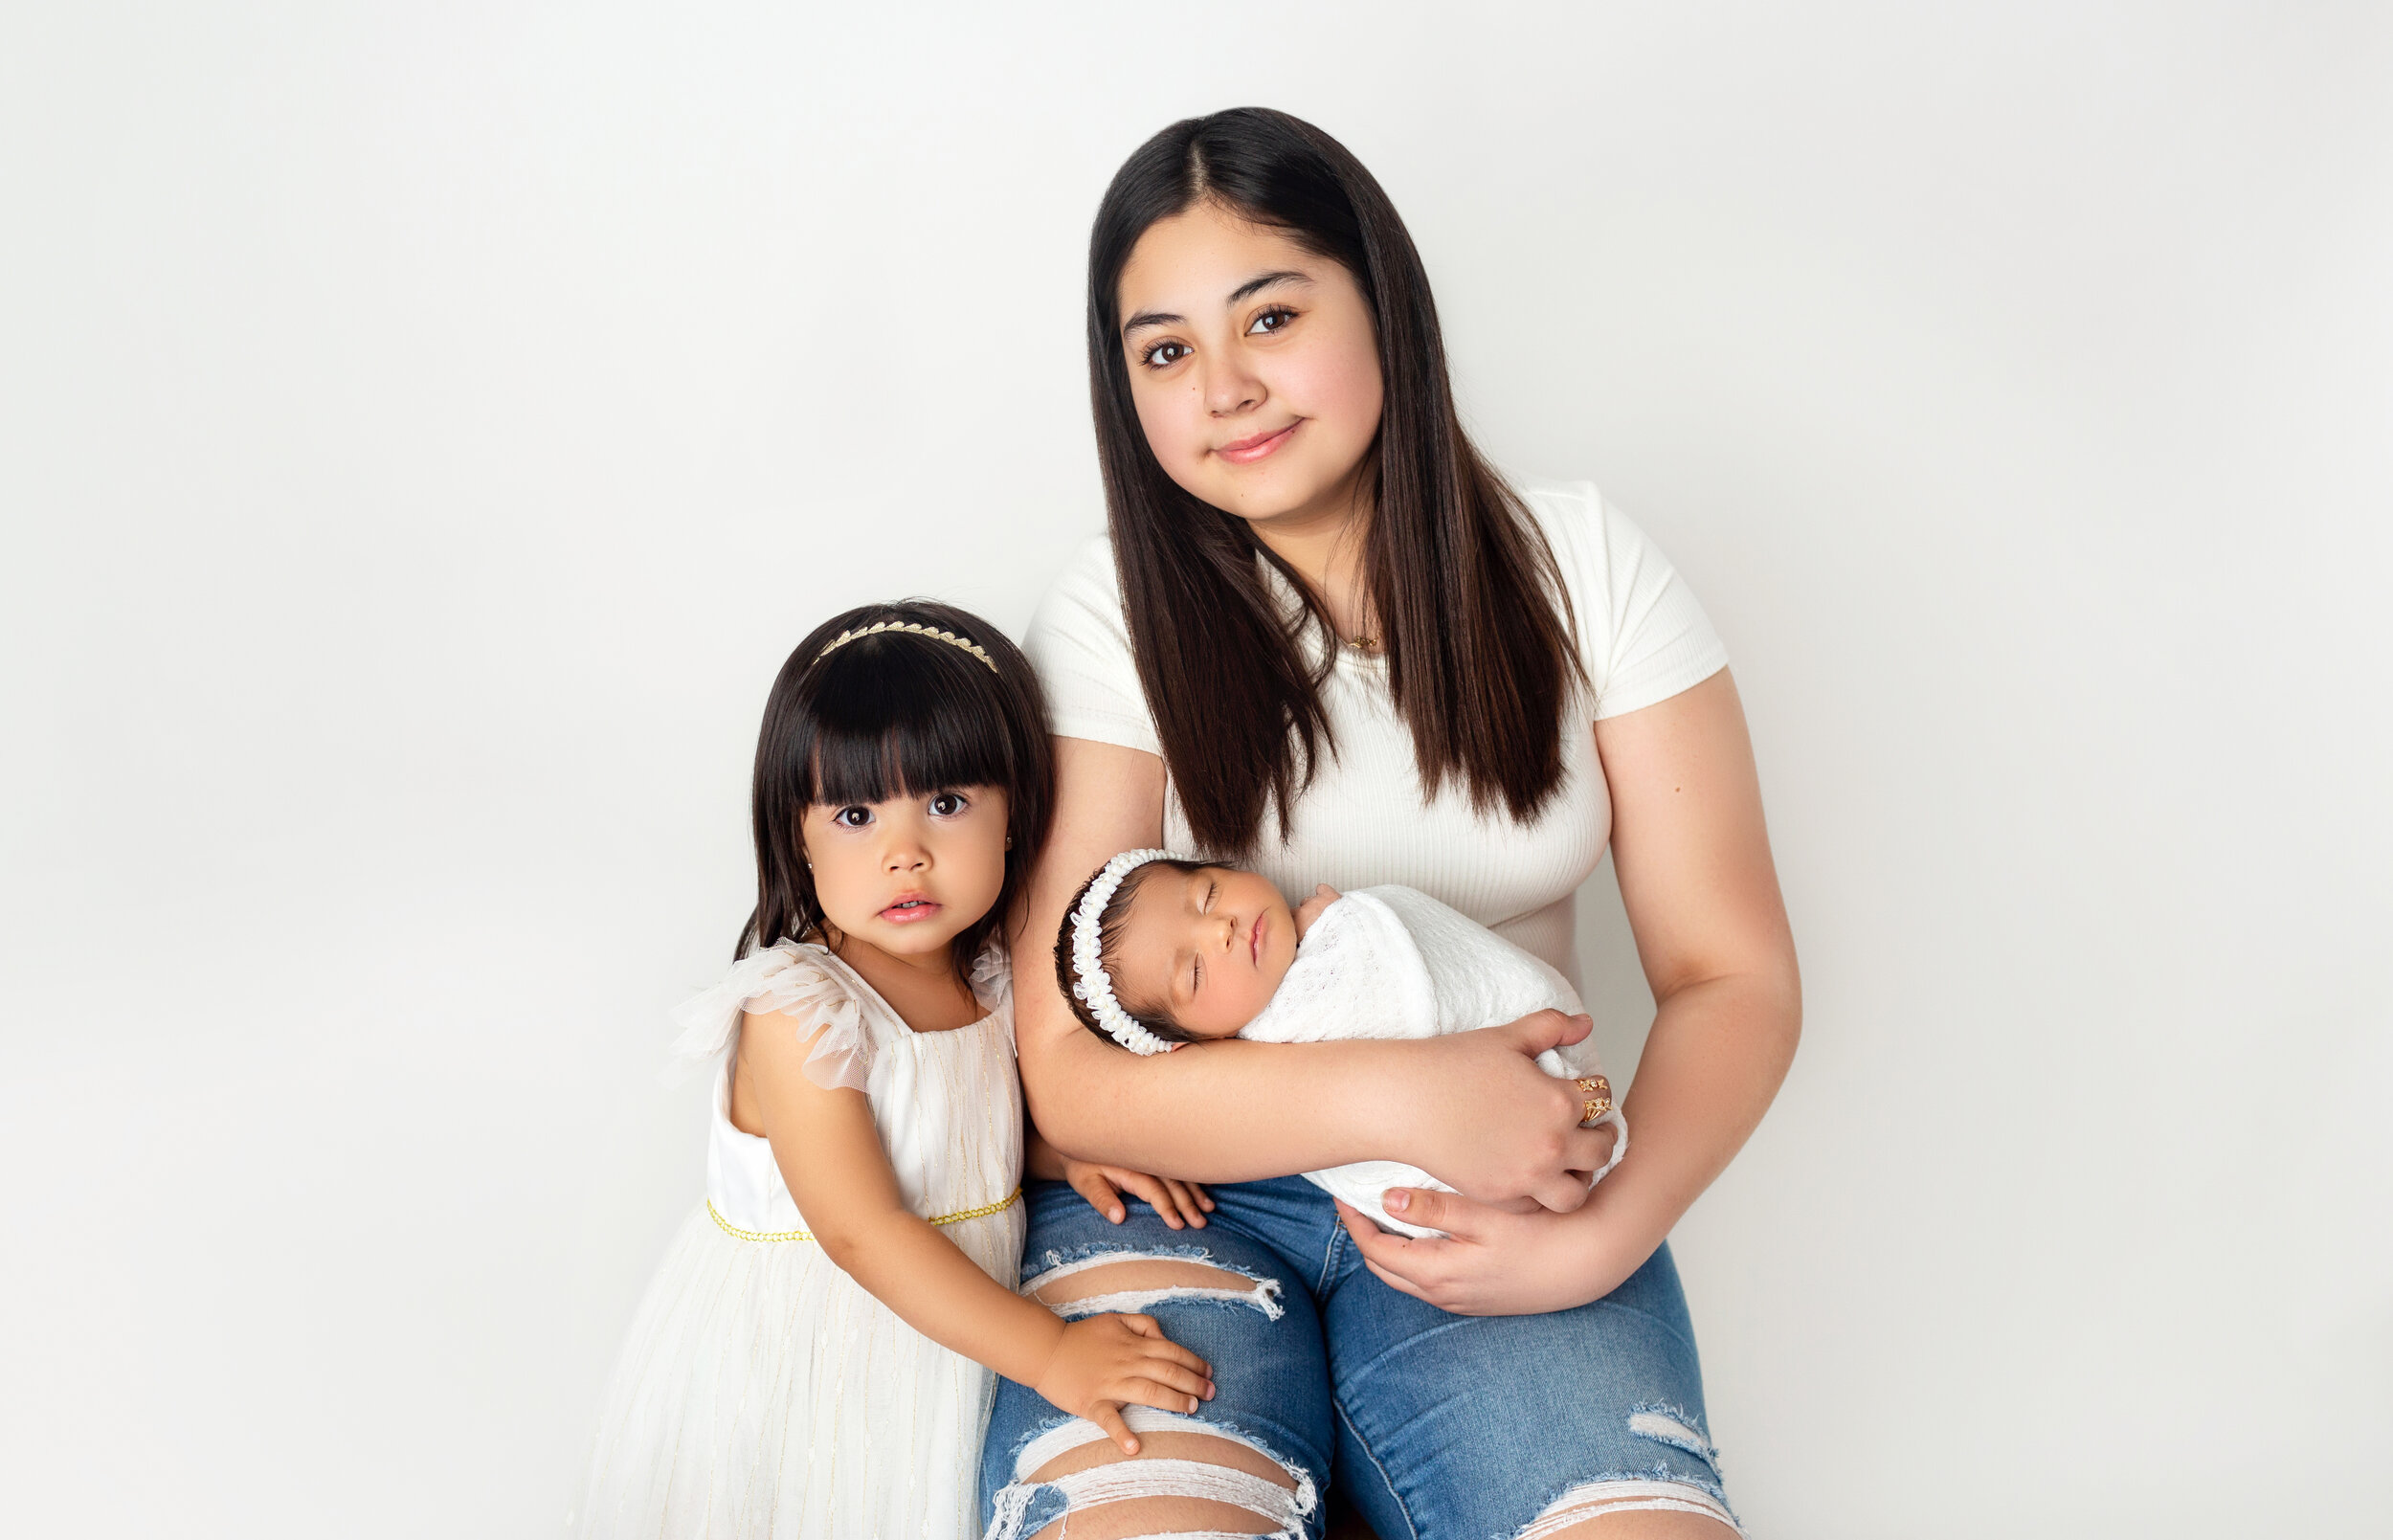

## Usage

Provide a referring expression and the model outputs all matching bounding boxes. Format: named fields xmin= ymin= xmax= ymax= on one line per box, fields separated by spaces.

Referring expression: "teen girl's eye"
xmin=1138 ymin=339 xmax=1193 ymax=369
xmin=928 ymin=792 xmax=968 ymax=816
xmin=1246 ymin=305 xmax=1296 ymax=336
xmin=831 ymin=806 xmax=872 ymax=829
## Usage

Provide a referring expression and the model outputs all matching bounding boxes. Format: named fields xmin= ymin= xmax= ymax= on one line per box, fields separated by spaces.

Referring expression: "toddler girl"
xmin=576 ymin=605 xmax=1213 ymax=1540
xmin=1055 ymin=849 xmax=1629 ymax=1239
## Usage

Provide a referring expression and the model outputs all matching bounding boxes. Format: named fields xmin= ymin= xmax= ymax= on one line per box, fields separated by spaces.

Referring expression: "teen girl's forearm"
xmin=1541 ymin=968 xmax=1800 ymax=1305
xmin=1600 ymin=971 xmax=1800 ymax=1248
xmin=1342 ymin=967 xmax=1800 ymax=1316
xmin=1016 ymin=982 xmax=1604 ymax=1204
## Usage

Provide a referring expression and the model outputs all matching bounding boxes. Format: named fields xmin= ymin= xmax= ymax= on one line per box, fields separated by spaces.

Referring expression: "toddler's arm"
xmin=740 ymin=1005 xmax=1214 ymax=1454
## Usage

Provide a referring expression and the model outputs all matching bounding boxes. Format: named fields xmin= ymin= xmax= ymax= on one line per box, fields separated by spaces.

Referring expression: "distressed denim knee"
xmin=986 ymin=1407 xmax=1317 ymax=1540
xmin=979 ymin=1181 xmax=1339 ymax=1538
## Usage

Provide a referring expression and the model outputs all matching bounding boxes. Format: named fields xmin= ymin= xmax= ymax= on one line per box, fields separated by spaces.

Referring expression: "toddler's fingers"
xmin=1068 ymin=1166 xmax=1127 ymax=1224
xmin=1118 ymin=1312 xmax=1213 ymax=1378
xmin=1087 ymin=1400 xmax=1141 ymax=1455
xmin=1159 ymin=1177 xmax=1209 ymax=1228
xmin=1127 ymin=1328 xmax=1211 ymax=1377
xmin=1111 ymin=1170 xmax=1186 ymax=1229
xmin=1130 ymin=1358 xmax=1214 ymax=1400
xmin=1115 ymin=1376 xmax=1206 ymax=1417
xmin=1191 ymin=1181 xmax=1214 ymax=1212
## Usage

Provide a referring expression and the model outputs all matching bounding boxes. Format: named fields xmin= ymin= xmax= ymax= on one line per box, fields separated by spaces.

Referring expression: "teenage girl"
xmin=575 ymin=600 xmax=1215 ymax=1540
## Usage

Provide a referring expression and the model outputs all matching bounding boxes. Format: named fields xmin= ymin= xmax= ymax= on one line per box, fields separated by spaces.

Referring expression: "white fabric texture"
xmin=1024 ymin=478 xmax=1729 ymax=987
xmin=575 ymin=943 xmax=1026 ymax=1540
xmin=1240 ymin=886 xmax=1627 ymax=1238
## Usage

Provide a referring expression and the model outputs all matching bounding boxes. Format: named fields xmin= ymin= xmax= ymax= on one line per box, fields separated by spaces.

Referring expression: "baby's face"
xmin=1115 ymin=865 xmax=1298 ymax=1039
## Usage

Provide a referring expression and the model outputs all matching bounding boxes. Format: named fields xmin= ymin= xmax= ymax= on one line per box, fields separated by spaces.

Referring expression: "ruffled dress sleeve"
xmin=666 ymin=943 xmax=876 ymax=1092
xmin=968 ymin=943 xmax=1016 ymax=1055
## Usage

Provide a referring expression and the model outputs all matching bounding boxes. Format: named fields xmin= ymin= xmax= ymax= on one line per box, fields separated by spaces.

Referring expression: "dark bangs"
xmin=741 ymin=600 xmax=1054 ymax=982
xmin=800 ymin=636 xmax=1021 ymax=811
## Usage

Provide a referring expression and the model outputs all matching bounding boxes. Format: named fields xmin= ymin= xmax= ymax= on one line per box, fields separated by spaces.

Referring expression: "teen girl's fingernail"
xmin=1384 ymin=1190 xmax=1409 ymax=1213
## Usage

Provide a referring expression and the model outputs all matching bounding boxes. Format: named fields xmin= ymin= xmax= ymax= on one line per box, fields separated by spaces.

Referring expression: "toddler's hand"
xmin=1034 ymin=1313 xmax=1216 ymax=1454
xmin=1294 ymin=882 xmax=1341 ymax=935
xmin=1064 ymin=1158 xmax=1213 ymax=1230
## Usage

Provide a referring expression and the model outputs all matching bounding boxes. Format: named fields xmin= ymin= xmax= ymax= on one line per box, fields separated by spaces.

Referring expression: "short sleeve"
xmin=1521 ymin=480 xmax=1731 ymax=721
xmin=666 ymin=943 xmax=873 ymax=1092
xmin=1023 ymin=536 xmax=1162 ymax=756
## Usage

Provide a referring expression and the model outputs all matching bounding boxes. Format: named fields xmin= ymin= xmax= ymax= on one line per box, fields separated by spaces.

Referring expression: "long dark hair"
xmin=738 ymin=599 xmax=1054 ymax=983
xmin=1088 ymin=107 xmax=1583 ymax=856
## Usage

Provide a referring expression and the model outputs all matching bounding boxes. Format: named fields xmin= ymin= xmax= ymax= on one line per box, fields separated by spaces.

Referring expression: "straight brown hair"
xmin=1087 ymin=107 xmax=1582 ymax=855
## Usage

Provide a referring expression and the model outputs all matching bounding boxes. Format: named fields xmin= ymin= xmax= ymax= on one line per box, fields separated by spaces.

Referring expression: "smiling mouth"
xmin=1217 ymin=421 xmax=1300 ymax=464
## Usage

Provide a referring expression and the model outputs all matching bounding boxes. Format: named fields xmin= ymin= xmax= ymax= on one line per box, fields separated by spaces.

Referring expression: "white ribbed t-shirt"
xmin=1024 ymin=479 xmax=1729 ymax=986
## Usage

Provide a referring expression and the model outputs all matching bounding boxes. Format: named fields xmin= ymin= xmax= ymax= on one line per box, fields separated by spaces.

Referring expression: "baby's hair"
xmin=1053 ymin=856 xmax=1209 ymax=1049
xmin=739 ymin=598 xmax=1054 ymax=985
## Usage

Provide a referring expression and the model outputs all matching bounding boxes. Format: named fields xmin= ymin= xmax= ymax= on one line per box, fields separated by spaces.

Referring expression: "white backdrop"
xmin=5 ymin=4 xmax=2389 ymax=1535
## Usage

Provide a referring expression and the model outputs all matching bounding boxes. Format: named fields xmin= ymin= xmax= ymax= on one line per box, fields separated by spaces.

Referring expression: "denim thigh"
xmin=979 ymin=1177 xmax=1339 ymax=1537
xmin=979 ymin=1177 xmax=1737 ymax=1539
xmin=1323 ymin=1233 xmax=1737 ymax=1538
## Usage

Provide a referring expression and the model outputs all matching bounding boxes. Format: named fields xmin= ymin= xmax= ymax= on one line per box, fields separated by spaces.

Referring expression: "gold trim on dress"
xmin=706 ymin=1188 xmax=1022 ymax=1243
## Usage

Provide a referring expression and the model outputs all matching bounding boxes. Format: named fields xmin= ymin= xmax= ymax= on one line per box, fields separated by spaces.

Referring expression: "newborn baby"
xmin=1054 ymin=848 xmax=1627 ymax=1238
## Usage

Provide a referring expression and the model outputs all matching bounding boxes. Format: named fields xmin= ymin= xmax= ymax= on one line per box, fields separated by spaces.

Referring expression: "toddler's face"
xmin=799 ymin=785 xmax=1009 ymax=961
xmin=1115 ymin=864 xmax=1298 ymax=1039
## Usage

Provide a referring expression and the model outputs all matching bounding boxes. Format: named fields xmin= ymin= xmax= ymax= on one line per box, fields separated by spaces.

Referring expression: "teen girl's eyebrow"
xmin=1120 ymin=269 xmax=1316 ymax=338
xmin=1224 ymin=268 xmax=1311 ymax=305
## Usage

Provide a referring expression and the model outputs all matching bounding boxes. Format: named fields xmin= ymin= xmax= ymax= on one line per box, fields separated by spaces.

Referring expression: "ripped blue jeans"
xmin=979 ymin=1175 xmax=1738 ymax=1539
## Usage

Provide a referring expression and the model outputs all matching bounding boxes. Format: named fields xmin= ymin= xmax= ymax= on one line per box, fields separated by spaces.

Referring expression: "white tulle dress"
xmin=574 ymin=942 xmax=1025 ymax=1540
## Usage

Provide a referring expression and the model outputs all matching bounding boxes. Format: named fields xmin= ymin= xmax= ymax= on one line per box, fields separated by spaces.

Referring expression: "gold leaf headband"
xmin=814 ymin=619 xmax=999 ymax=674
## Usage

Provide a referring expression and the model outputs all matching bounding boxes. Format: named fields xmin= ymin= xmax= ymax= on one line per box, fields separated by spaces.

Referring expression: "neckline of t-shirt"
xmin=1249 ymin=555 xmax=1389 ymax=676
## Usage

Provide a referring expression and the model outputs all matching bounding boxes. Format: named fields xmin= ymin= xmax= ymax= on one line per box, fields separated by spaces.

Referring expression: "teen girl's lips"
xmin=880 ymin=895 xmax=941 ymax=925
xmin=1216 ymin=420 xmax=1301 ymax=465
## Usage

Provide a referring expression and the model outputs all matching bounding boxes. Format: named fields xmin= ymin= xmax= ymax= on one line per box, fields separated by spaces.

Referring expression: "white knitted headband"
xmin=816 ymin=619 xmax=999 ymax=675
xmin=1067 ymin=848 xmax=1186 ymax=1056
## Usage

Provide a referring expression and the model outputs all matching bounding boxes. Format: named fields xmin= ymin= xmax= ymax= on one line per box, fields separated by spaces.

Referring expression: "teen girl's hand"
xmin=1064 ymin=1158 xmax=1214 ymax=1230
xmin=1034 ymin=1314 xmax=1217 ymax=1453
xmin=1333 ymin=1188 xmax=1648 ymax=1316
xmin=1398 ymin=1011 xmax=1612 ymax=1213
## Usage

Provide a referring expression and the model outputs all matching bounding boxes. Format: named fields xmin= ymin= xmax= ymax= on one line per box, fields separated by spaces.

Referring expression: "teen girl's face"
xmin=799 ymin=785 xmax=1009 ymax=963
xmin=1115 ymin=201 xmax=1385 ymax=535
xmin=1115 ymin=864 xmax=1298 ymax=1040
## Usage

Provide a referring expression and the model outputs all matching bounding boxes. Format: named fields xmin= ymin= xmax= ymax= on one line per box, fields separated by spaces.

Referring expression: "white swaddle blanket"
xmin=1240 ymin=885 xmax=1629 ymax=1239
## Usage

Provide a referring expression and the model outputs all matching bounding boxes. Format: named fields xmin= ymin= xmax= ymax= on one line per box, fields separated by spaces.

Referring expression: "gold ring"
xmin=1575 ymin=1075 xmax=1613 ymax=1125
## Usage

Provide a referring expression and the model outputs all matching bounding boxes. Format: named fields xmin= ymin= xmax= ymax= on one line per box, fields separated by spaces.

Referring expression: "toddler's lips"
xmin=880 ymin=898 xmax=941 ymax=925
